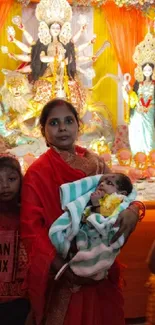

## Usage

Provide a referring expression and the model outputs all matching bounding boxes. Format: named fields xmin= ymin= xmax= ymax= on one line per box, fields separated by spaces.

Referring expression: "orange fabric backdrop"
xmin=31 ymin=0 xmax=72 ymax=2
xmin=0 ymin=0 xmax=14 ymax=32
xmin=102 ymin=1 xmax=148 ymax=84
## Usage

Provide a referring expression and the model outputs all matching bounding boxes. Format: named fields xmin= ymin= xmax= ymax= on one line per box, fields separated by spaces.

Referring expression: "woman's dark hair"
xmin=115 ymin=173 xmax=133 ymax=195
xmin=31 ymin=36 xmax=76 ymax=81
xmin=40 ymin=99 xmax=80 ymax=133
xmin=0 ymin=154 xmax=22 ymax=202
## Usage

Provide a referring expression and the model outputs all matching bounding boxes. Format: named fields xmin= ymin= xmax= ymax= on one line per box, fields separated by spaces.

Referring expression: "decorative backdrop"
xmin=0 ymin=0 xmax=152 ymax=127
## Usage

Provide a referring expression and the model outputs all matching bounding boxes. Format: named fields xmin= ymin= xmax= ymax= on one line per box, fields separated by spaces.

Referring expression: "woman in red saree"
xmin=21 ymin=99 xmax=144 ymax=325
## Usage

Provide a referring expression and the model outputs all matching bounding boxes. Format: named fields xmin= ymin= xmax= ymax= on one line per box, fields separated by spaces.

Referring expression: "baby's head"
xmin=97 ymin=173 xmax=133 ymax=197
xmin=0 ymin=153 xmax=22 ymax=203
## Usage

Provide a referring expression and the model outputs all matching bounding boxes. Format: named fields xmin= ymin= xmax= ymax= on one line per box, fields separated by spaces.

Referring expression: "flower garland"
xmin=15 ymin=0 xmax=155 ymax=13
xmin=16 ymin=0 xmax=30 ymax=6
xmin=138 ymin=81 xmax=154 ymax=113
xmin=72 ymin=0 xmax=155 ymax=13
xmin=114 ymin=0 xmax=155 ymax=12
xmin=72 ymin=0 xmax=155 ymax=7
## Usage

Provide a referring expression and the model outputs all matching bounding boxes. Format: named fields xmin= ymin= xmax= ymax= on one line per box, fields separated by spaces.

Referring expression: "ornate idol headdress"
xmin=133 ymin=32 xmax=155 ymax=82
xmin=36 ymin=0 xmax=72 ymax=46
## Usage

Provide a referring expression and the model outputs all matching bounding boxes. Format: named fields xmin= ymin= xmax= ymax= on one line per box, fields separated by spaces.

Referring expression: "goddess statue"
xmin=0 ymin=0 xmax=114 ymax=150
xmin=3 ymin=0 xmax=99 ymax=117
xmin=122 ymin=32 xmax=155 ymax=155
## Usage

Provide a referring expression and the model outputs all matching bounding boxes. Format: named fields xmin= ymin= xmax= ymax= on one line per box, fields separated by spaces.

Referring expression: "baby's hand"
xmin=90 ymin=190 xmax=104 ymax=207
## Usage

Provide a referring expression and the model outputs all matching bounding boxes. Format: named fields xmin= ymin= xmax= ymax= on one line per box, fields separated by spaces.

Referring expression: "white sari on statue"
xmin=129 ymin=82 xmax=155 ymax=155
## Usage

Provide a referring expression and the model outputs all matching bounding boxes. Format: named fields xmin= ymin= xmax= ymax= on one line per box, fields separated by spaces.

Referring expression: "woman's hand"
xmin=111 ymin=208 xmax=139 ymax=244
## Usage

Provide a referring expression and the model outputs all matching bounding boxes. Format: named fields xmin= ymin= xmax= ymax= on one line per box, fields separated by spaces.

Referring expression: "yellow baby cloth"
xmin=99 ymin=193 xmax=124 ymax=217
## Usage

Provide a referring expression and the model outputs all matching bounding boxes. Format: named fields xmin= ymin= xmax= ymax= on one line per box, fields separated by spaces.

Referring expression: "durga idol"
xmin=4 ymin=0 xmax=97 ymax=117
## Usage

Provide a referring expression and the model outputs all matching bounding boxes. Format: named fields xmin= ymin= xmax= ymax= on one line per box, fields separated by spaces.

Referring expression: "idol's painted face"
xmin=50 ymin=23 xmax=61 ymax=37
xmin=143 ymin=64 xmax=153 ymax=78
xmin=0 ymin=167 xmax=20 ymax=202
xmin=44 ymin=104 xmax=79 ymax=150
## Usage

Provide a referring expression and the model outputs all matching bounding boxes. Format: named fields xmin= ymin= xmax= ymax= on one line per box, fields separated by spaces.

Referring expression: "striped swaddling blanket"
xmin=49 ymin=175 xmax=136 ymax=280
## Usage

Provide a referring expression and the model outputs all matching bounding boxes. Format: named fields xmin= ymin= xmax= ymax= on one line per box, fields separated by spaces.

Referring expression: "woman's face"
xmin=143 ymin=64 xmax=153 ymax=78
xmin=44 ymin=104 xmax=79 ymax=150
xmin=50 ymin=23 xmax=61 ymax=37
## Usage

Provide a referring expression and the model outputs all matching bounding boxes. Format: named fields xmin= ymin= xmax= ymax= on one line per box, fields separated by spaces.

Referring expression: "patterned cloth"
xmin=112 ymin=125 xmax=130 ymax=154
xmin=49 ymin=175 xmax=136 ymax=280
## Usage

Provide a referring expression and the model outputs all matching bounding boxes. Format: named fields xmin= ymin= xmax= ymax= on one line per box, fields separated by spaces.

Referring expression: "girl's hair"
xmin=116 ymin=173 xmax=133 ymax=195
xmin=0 ymin=154 xmax=22 ymax=201
xmin=40 ymin=99 xmax=80 ymax=133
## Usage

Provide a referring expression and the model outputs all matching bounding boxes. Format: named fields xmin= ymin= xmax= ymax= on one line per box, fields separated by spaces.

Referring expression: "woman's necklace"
xmin=52 ymin=145 xmax=77 ymax=163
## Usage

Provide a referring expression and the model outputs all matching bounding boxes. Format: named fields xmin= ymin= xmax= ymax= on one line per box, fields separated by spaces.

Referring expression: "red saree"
xmin=21 ymin=146 xmax=125 ymax=325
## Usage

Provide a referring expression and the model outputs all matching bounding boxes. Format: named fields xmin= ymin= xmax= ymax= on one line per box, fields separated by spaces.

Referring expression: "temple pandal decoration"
xmin=0 ymin=0 xmax=155 ymax=187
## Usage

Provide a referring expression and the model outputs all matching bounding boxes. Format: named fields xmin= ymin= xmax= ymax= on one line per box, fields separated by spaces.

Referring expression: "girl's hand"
xmin=111 ymin=208 xmax=138 ymax=244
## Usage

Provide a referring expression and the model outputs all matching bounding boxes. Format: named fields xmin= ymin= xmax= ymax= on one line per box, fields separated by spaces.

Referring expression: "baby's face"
xmin=97 ymin=175 xmax=119 ymax=196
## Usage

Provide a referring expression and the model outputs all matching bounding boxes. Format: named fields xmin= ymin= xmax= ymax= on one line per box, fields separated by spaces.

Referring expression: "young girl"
xmin=0 ymin=153 xmax=30 ymax=325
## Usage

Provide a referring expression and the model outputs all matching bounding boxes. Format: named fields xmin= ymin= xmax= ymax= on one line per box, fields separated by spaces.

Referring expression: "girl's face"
xmin=44 ymin=104 xmax=79 ymax=150
xmin=0 ymin=167 xmax=20 ymax=202
xmin=143 ymin=64 xmax=153 ymax=78
xmin=50 ymin=23 xmax=61 ymax=37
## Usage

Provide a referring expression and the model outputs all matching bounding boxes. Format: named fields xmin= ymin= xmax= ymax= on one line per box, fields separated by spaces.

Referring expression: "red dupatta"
xmin=21 ymin=147 xmax=87 ymax=324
